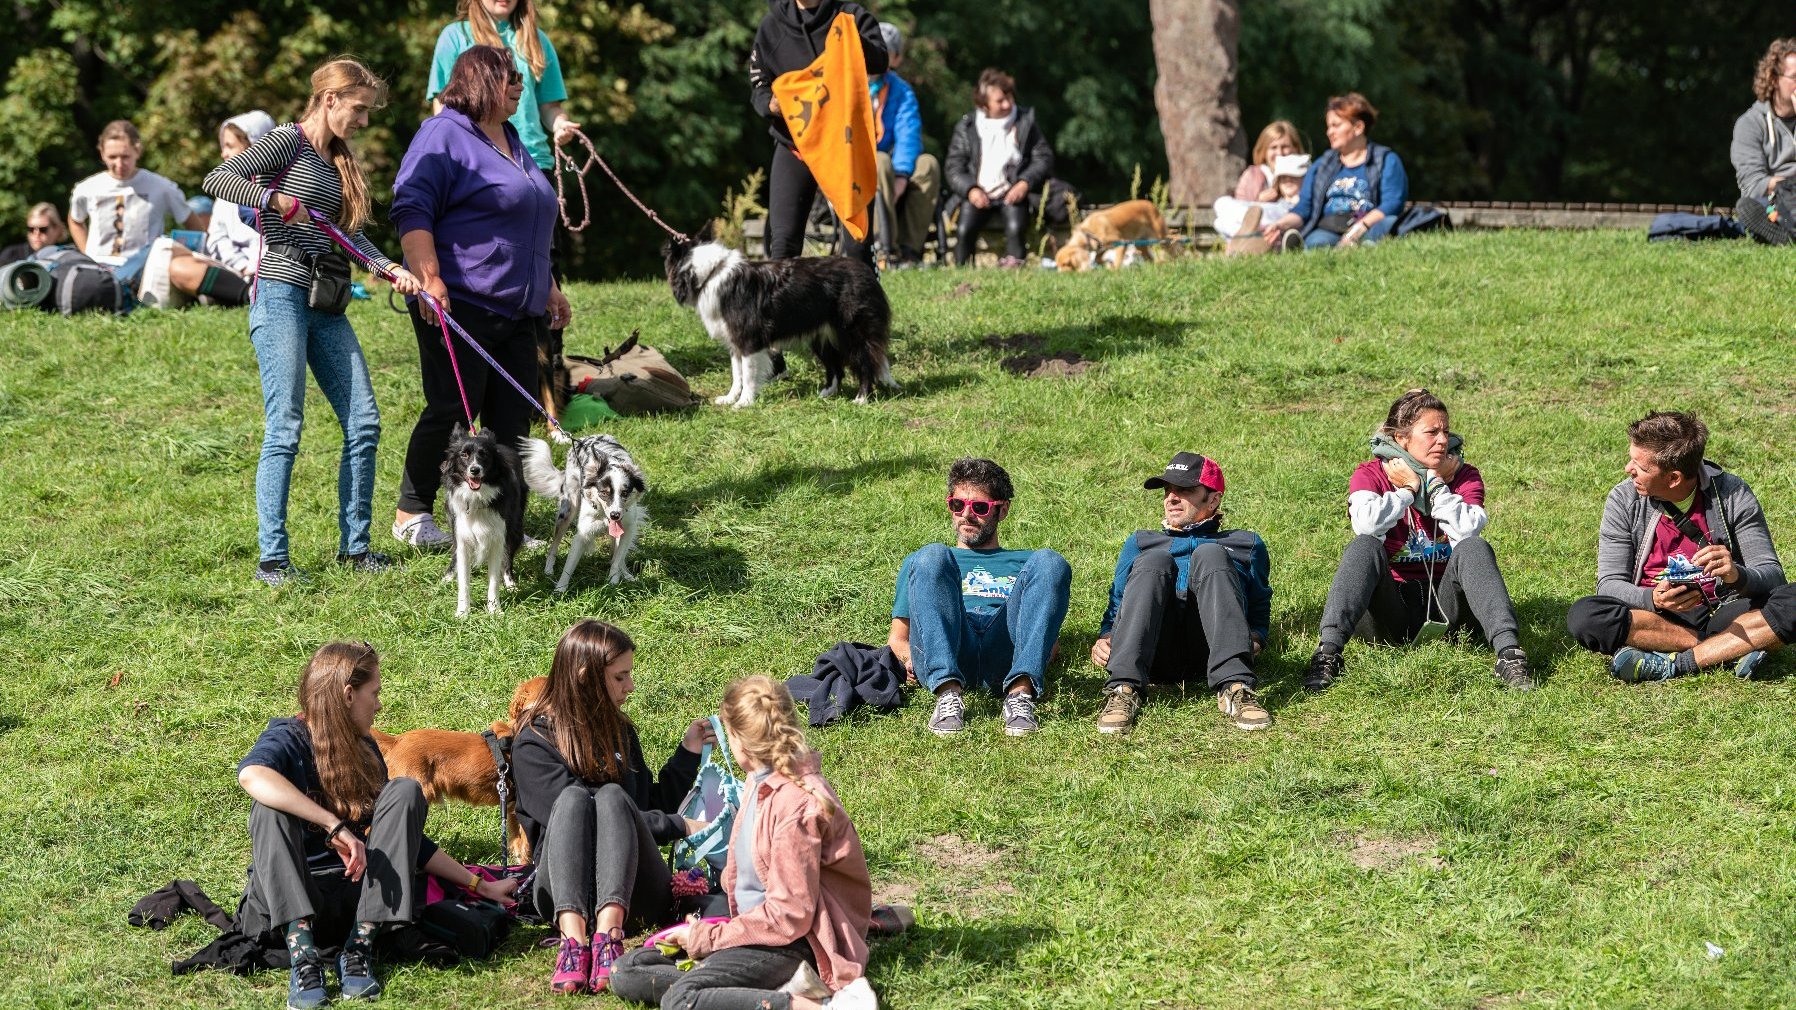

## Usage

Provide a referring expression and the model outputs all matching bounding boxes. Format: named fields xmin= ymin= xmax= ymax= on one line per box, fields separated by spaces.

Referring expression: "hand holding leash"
xmin=388 ymin=266 xmax=423 ymax=298
xmin=681 ymin=717 xmax=717 ymax=753
xmin=472 ymin=875 xmax=519 ymax=904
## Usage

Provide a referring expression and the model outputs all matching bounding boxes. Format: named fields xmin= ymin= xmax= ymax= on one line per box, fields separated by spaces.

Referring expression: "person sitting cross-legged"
xmin=887 ymin=457 xmax=1071 ymax=737
xmin=1091 ymin=452 xmax=1273 ymax=735
xmin=1566 ymin=410 xmax=1796 ymax=681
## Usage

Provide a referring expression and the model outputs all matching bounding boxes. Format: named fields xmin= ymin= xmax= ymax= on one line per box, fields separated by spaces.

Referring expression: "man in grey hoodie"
xmin=1566 ymin=411 xmax=1796 ymax=682
xmin=1730 ymin=38 xmax=1796 ymax=244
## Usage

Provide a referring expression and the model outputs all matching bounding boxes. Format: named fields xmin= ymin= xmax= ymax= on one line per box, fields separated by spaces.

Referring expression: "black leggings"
xmin=955 ymin=200 xmax=1030 ymax=264
xmin=765 ymin=143 xmax=871 ymax=264
xmin=396 ymin=301 xmax=542 ymax=515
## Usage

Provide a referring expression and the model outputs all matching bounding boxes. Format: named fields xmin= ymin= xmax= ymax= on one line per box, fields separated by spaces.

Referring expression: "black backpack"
xmin=33 ymin=246 xmax=129 ymax=316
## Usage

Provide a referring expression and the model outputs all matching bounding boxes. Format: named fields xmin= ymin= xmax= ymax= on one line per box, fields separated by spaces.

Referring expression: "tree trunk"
xmin=1150 ymin=0 xmax=1244 ymax=207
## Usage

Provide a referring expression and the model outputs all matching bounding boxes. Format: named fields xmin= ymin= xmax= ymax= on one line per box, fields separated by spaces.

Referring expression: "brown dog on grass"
xmin=372 ymin=676 xmax=546 ymax=863
xmin=1055 ymin=199 xmax=1170 ymax=272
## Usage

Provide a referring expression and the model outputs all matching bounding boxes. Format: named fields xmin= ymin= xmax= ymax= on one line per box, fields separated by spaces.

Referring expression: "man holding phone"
xmin=887 ymin=458 xmax=1071 ymax=738
xmin=1567 ymin=411 xmax=1796 ymax=680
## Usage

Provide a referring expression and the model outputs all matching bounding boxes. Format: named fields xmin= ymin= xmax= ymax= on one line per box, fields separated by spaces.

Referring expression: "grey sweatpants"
xmin=610 ymin=939 xmax=814 ymax=1010
xmin=1105 ymin=545 xmax=1256 ymax=690
xmin=1318 ymin=534 xmax=1521 ymax=653
xmin=533 ymin=783 xmax=673 ymax=930
xmin=238 ymin=777 xmax=430 ymax=935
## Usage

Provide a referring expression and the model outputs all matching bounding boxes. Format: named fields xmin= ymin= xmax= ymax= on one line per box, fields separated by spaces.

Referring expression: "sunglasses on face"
xmin=26 ymin=225 xmax=53 ymax=235
xmin=947 ymin=497 xmax=1007 ymax=517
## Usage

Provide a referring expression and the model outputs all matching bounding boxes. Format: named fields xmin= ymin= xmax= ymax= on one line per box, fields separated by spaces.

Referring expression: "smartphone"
xmin=1413 ymin=619 xmax=1449 ymax=645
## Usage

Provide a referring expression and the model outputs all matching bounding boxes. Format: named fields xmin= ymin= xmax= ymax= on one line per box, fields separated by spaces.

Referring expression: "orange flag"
xmin=772 ymin=13 xmax=877 ymax=241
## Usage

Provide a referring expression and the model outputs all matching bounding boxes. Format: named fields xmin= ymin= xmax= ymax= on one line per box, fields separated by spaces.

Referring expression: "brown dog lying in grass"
xmin=1055 ymin=199 xmax=1169 ymax=272
xmin=372 ymin=676 xmax=546 ymax=863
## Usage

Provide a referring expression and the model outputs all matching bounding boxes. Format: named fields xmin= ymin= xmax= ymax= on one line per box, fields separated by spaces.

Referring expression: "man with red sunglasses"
xmin=1091 ymin=452 xmax=1272 ymax=733
xmin=887 ymin=458 xmax=1071 ymax=736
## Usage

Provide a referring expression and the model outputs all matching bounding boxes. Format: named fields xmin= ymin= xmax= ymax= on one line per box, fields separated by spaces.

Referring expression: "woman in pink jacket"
xmin=610 ymin=676 xmax=879 ymax=1010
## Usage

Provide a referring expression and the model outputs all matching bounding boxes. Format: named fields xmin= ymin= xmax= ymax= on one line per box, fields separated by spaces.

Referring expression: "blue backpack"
xmin=670 ymin=716 xmax=743 ymax=883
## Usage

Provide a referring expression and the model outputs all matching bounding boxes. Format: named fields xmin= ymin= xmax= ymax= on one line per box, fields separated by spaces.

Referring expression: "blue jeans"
xmin=905 ymin=544 xmax=1071 ymax=695
xmin=1304 ymin=215 xmax=1396 ymax=249
xmin=248 ymin=278 xmax=381 ymax=562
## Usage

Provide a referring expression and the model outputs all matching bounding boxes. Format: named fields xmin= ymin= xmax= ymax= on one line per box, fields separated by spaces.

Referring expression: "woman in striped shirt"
xmin=205 ymin=58 xmax=423 ymax=587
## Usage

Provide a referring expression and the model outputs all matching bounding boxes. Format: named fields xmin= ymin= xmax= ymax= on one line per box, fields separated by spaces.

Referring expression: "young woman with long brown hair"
xmin=611 ymin=676 xmax=879 ymax=1010
xmin=237 ymin=642 xmax=514 ymax=1008
xmin=203 ymin=58 xmax=423 ymax=587
xmin=511 ymin=619 xmax=715 ymax=995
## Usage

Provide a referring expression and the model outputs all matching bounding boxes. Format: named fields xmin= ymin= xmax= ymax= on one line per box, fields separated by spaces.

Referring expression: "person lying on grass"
xmin=1090 ymin=451 xmax=1273 ymax=735
xmin=610 ymin=676 xmax=879 ymax=1010
xmin=886 ymin=457 xmax=1071 ymax=737
xmin=237 ymin=642 xmax=517 ymax=1009
xmin=1566 ymin=410 xmax=1796 ymax=681
xmin=1305 ymin=389 xmax=1535 ymax=693
xmin=511 ymin=619 xmax=718 ymax=995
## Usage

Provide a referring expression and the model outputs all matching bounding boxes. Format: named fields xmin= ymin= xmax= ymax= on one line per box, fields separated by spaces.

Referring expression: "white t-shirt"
xmin=68 ymin=169 xmax=190 ymax=266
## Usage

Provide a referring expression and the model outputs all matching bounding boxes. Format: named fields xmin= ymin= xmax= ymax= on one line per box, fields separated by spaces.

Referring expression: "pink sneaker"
xmin=589 ymin=930 xmax=626 ymax=992
xmin=550 ymin=936 xmax=590 ymax=995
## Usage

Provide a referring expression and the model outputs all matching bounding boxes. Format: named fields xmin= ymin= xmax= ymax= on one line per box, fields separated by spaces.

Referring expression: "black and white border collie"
xmin=441 ymin=424 xmax=526 ymax=617
xmin=520 ymin=433 xmax=648 ymax=592
xmin=663 ymin=224 xmax=898 ymax=407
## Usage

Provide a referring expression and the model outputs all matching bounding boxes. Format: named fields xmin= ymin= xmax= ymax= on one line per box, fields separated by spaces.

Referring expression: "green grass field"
xmin=6 ymin=230 xmax=1796 ymax=1009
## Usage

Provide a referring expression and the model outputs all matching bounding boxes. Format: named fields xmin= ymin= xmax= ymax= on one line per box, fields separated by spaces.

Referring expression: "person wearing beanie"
xmin=208 ymin=110 xmax=276 ymax=277
xmin=1091 ymin=452 xmax=1273 ymax=734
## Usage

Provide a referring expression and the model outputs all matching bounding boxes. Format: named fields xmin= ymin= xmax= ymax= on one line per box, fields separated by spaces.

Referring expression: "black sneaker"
xmin=1737 ymin=197 xmax=1791 ymax=246
xmin=254 ymin=560 xmax=310 ymax=587
xmin=287 ymin=956 xmax=329 ymax=1010
xmin=338 ymin=551 xmax=399 ymax=573
xmin=1304 ymin=648 xmax=1344 ymax=692
xmin=1493 ymin=647 xmax=1535 ymax=691
xmin=337 ymin=946 xmax=381 ymax=1001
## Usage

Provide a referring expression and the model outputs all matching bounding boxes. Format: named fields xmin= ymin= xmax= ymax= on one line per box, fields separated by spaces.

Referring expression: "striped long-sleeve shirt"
xmin=203 ymin=124 xmax=394 ymax=289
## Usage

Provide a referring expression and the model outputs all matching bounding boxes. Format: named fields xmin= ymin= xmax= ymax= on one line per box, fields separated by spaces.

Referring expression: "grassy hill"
xmin=5 ymin=231 xmax=1796 ymax=1008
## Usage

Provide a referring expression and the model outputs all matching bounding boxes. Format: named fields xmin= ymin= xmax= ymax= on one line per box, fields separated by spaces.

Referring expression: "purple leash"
xmin=303 ymin=207 xmax=569 ymax=442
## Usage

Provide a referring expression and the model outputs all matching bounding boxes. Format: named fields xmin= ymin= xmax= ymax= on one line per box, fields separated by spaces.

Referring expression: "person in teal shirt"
xmin=887 ymin=458 xmax=1071 ymax=739
xmin=428 ymin=0 xmax=578 ymax=172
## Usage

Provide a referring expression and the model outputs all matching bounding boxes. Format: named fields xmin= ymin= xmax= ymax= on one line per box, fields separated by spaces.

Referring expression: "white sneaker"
xmin=392 ymin=514 xmax=451 ymax=550
xmin=778 ymin=962 xmax=830 ymax=1001
xmin=823 ymin=978 xmax=879 ymax=1010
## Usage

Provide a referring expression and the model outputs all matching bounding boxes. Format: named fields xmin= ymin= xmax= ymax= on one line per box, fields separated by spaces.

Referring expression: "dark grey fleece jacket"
xmin=1594 ymin=461 xmax=1786 ymax=611
xmin=1730 ymin=100 xmax=1796 ymax=200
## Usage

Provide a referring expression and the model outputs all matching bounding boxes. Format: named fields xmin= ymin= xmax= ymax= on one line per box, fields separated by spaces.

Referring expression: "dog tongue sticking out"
xmin=467 ymin=477 xmax=482 ymax=490
xmin=608 ymin=517 xmax=624 ymax=539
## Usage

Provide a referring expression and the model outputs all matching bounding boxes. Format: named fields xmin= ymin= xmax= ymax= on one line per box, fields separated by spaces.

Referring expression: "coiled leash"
xmin=553 ymin=128 xmax=688 ymax=242
xmin=302 ymin=207 xmax=569 ymax=442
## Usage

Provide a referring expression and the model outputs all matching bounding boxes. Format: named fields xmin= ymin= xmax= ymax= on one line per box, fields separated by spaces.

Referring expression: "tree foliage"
xmin=2 ymin=0 xmax=1791 ymax=276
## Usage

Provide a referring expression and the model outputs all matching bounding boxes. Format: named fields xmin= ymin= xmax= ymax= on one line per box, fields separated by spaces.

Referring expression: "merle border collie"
xmin=519 ymin=433 xmax=649 ymax=592
xmin=664 ymin=223 xmax=898 ymax=407
xmin=440 ymin=424 xmax=526 ymax=617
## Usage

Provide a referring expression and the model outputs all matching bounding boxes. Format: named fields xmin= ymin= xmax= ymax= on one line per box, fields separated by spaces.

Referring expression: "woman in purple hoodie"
xmin=390 ymin=45 xmax=570 ymax=550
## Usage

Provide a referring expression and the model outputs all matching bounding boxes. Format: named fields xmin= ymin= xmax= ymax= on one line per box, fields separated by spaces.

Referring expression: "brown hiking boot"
xmin=1217 ymin=682 xmax=1271 ymax=731
xmin=1095 ymin=683 xmax=1142 ymax=735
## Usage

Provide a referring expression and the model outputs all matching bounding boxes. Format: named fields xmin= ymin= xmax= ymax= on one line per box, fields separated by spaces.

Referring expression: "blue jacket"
xmin=1292 ymin=142 xmax=1408 ymax=236
xmin=873 ymin=72 xmax=923 ymax=177
xmin=1099 ymin=519 xmax=1273 ymax=641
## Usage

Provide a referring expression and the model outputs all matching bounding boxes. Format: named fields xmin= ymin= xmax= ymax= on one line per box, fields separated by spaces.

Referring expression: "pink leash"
xmin=301 ymin=206 xmax=568 ymax=442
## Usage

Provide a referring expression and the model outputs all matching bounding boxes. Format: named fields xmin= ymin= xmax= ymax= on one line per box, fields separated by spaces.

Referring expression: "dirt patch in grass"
xmin=907 ymin=833 xmax=1020 ymax=901
xmin=945 ymin=281 xmax=978 ymax=299
xmin=1002 ymin=352 xmax=1091 ymax=378
xmin=1337 ymin=832 xmax=1445 ymax=871
xmin=982 ymin=331 xmax=1044 ymax=352
xmin=873 ymin=880 xmax=919 ymax=907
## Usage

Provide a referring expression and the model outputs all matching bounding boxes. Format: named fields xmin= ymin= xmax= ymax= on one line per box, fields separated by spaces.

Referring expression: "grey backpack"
xmin=33 ymin=247 xmax=129 ymax=316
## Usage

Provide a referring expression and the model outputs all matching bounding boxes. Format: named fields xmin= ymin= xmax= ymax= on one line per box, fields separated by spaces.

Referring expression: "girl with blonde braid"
xmin=610 ymin=676 xmax=880 ymax=1010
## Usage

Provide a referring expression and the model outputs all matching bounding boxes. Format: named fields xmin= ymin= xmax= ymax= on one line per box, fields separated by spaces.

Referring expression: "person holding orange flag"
xmin=749 ymin=0 xmax=887 ymax=266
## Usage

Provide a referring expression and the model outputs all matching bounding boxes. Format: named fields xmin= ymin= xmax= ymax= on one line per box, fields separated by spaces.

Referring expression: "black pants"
xmin=955 ymin=200 xmax=1030 ymax=264
xmin=1565 ymin=583 xmax=1796 ymax=655
xmin=1318 ymin=534 xmax=1521 ymax=653
xmin=1105 ymin=546 xmax=1255 ymax=691
xmin=765 ymin=143 xmax=871 ymax=265
xmin=611 ymin=939 xmax=814 ymax=1010
xmin=396 ymin=301 xmax=543 ymax=514
xmin=532 ymin=784 xmax=673 ymax=930
xmin=238 ymin=778 xmax=430 ymax=937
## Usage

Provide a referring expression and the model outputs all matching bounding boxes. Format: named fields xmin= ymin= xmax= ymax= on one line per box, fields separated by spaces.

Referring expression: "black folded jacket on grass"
xmin=788 ymin=641 xmax=905 ymax=727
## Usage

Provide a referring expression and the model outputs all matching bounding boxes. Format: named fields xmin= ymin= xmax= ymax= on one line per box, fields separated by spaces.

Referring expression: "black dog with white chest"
xmin=664 ymin=223 xmax=898 ymax=407
xmin=440 ymin=424 xmax=526 ymax=617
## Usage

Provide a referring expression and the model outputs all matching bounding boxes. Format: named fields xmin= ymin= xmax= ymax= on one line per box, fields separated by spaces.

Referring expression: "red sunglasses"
xmin=947 ymin=497 xmax=1008 ymax=517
